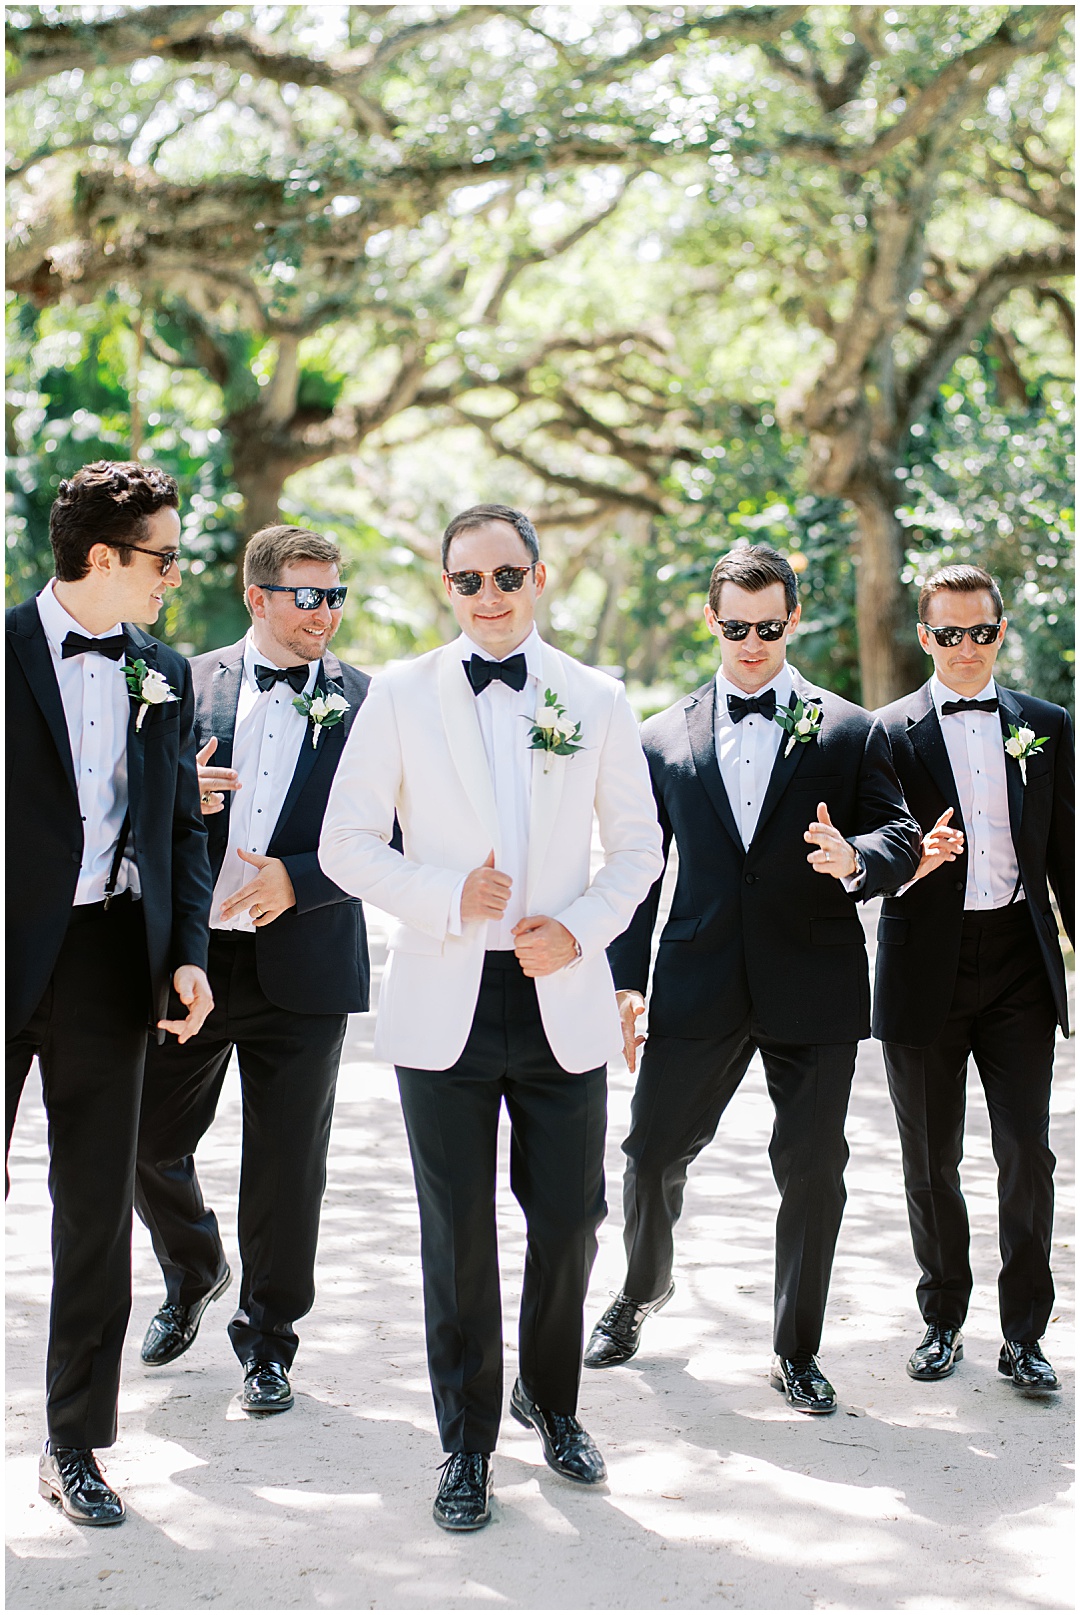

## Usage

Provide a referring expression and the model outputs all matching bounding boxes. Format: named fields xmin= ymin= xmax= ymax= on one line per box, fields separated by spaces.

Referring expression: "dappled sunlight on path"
xmin=6 ymin=900 xmax=1073 ymax=1609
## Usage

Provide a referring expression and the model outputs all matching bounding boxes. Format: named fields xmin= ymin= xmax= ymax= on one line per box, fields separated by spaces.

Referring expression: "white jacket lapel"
xmin=437 ymin=643 xmax=501 ymax=850
xmin=526 ymin=642 xmax=569 ymax=901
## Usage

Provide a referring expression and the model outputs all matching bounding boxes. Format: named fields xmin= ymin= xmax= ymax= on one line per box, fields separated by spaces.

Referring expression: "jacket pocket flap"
xmin=876 ymin=914 xmax=909 ymax=946
xmin=810 ymin=915 xmax=866 ymax=946
xmin=661 ymin=916 xmax=701 ymax=943
xmin=387 ymin=923 xmax=444 ymax=956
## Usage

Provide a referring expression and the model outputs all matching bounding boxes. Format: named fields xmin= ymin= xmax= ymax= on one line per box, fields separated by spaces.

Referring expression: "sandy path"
xmin=5 ymin=899 xmax=1073 ymax=1611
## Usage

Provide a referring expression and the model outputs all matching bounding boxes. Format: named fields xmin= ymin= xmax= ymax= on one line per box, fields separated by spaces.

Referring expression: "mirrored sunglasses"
xmin=446 ymin=565 xmax=535 ymax=596
xmin=919 ymin=622 xmax=1001 ymax=647
xmin=259 ymin=583 xmax=348 ymax=610
xmin=717 ymin=616 xmax=791 ymax=642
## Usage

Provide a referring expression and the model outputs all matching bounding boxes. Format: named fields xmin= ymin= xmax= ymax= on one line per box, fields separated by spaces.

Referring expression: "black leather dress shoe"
xmin=510 ymin=1378 xmax=607 ymax=1484
xmin=433 ymin=1452 xmax=493 ymax=1531
xmin=907 ymin=1321 xmax=964 ymax=1381
xmin=770 ymin=1352 xmax=837 ymax=1414
xmin=241 ymin=1359 xmax=294 ymax=1413
xmin=583 ymin=1282 xmax=675 ymax=1368
xmin=38 ymin=1443 xmax=125 ymax=1526
xmin=140 ymin=1263 xmax=232 ymax=1367
xmin=998 ymin=1339 xmax=1059 ymax=1392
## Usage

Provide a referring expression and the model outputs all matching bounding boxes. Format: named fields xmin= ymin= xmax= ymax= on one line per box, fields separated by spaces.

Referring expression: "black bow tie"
xmin=464 ymin=652 xmax=528 ymax=696
xmin=61 ymin=631 xmax=127 ymax=662
xmin=941 ymin=697 xmax=998 ymax=717
xmin=727 ymin=689 xmax=777 ymax=723
xmin=255 ymin=662 xmax=310 ymax=694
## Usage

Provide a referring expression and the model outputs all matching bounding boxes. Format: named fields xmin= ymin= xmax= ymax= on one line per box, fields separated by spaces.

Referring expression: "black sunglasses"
xmin=258 ymin=583 xmax=348 ymax=610
xmin=919 ymin=622 xmax=1002 ymax=647
xmin=446 ymin=565 xmax=535 ymax=596
xmin=716 ymin=615 xmax=792 ymax=642
xmin=113 ymin=542 xmax=181 ymax=576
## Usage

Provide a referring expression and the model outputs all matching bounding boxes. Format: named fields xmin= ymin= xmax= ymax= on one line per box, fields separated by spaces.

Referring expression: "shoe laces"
xmin=53 ymin=1446 xmax=107 ymax=1482
xmin=437 ymin=1452 xmax=486 ymax=1492
xmin=788 ymin=1350 xmax=818 ymax=1374
xmin=602 ymin=1292 xmax=645 ymax=1338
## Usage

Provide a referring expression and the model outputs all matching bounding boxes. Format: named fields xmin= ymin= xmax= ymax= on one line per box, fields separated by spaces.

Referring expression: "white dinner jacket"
xmin=319 ymin=636 xmax=663 ymax=1072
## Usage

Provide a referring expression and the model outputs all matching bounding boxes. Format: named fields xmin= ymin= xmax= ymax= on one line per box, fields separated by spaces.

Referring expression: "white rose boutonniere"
xmin=293 ymin=687 xmax=350 ymax=747
xmin=1004 ymin=724 xmax=1048 ymax=785
xmin=124 ymin=657 xmax=177 ymax=731
xmin=774 ymin=694 xmax=824 ymax=758
xmin=526 ymin=689 xmax=583 ymax=771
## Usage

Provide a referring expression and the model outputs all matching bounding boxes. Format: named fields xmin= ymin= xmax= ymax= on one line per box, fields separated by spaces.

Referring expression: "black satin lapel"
xmin=270 ymin=664 xmax=331 ymax=842
xmin=209 ymin=655 xmax=243 ymax=768
xmin=684 ymin=688 xmax=742 ymax=849
xmin=997 ymin=688 xmax=1026 ymax=846
xmin=908 ymin=699 xmax=962 ymax=818
xmin=9 ymin=608 xmax=77 ymax=799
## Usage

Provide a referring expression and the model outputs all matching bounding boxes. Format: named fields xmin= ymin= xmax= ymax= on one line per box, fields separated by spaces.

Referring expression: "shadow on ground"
xmin=6 ymin=902 xmax=1074 ymax=1610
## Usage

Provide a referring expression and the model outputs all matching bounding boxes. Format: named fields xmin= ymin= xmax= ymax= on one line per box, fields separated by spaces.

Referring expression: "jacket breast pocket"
xmin=876 ymin=914 xmax=909 ymax=947
xmin=810 ymin=916 xmax=865 ymax=947
xmin=660 ymin=916 xmax=701 ymax=944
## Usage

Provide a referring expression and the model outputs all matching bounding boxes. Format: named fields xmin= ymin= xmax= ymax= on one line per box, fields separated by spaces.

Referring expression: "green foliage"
xmin=898 ymin=340 xmax=1074 ymax=713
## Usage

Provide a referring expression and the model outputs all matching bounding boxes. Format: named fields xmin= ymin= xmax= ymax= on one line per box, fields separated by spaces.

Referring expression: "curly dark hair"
xmin=49 ymin=461 xmax=180 ymax=582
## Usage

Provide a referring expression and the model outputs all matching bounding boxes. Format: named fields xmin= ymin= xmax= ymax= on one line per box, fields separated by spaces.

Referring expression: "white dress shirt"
xmin=931 ymin=674 xmax=1021 ymax=910
xmin=449 ymin=627 xmax=544 ymax=951
xmin=37 ymin=578 xmax=139 ymax=904
xmin=713 ymin=663 xmax=792 ymax=848
xmin=212 ymin=632 xmax=319 ymax=932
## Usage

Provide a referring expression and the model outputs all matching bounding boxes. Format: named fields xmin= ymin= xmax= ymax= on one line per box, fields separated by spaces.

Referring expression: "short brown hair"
xmin=708 ymin=543 xmax=798 ymax=616
xmin=441 ymin=504 xmax=540 ymax=570
xmin=243 ymin=524 xmax=342 ymax=604
xmin=918 ymin=564 xmax=1003 ymax=622
xmin=48 ymin=461 xmax=179 ymax=582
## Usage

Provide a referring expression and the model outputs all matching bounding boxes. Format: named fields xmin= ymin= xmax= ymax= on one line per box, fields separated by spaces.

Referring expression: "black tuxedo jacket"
xmin=7 ymin=596 xmax=213 ymax=1040
xmin=193 ymin=640 xmax=371 ymax=1015
xmin=607 ymin=668 xmax=921 ymax=1045
xmin=872 ymin=682 xmax=1074 ymax=1044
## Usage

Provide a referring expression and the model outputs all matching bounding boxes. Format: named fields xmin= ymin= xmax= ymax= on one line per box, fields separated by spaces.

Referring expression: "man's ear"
xmin=246 ymin=583 xmax=266 ymax=619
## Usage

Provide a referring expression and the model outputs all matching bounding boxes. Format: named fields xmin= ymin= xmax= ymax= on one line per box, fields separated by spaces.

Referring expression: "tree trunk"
xmin=228 ymin=425 xmax=293 ymax=543
xmin=848 ymin=478 xmax=925 ymax=709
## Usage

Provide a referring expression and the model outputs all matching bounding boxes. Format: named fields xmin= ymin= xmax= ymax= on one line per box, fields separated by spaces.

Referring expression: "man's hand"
xmin=804 ymin=800 xmax=858 ymax=879
xmin=911 ymin=806 xmax=965 ymax=883
xmin=461 ymin=850 xmax=512 ymax=922
xmin=196 ymin=736 xmax=240 ymax=816
xmin=158 ymin=965 xmax=214 ymax=1043
xmin=512 ymin=916 xmax=578 ymax=977
xmin=217 ymin=848 xmax=296 ymax=927
xmin=617 ymin=989 xmax=647 ymax=1073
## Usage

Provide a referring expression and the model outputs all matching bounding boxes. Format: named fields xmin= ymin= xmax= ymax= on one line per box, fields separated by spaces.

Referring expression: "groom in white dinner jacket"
xmin=320 ymin=504 xmax=662 ymax=1530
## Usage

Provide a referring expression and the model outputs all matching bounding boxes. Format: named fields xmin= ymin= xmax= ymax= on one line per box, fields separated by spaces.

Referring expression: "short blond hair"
xmin=243 ymin=525 xmax=341 ymax=604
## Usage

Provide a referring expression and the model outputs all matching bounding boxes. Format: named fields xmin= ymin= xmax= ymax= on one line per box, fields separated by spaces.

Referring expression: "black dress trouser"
xmin=883 ymin=903 xmax=1058 ymax=1342
xmin=396 ymin=951 xmax=608 ymax=1455
xmin=620 ymin=1025 xmax=857 ymax=1358
xmin=135 ymin=930 xmax=346 ymax=1369
xmin=5 ymin=894 xmax=149 ymax=1449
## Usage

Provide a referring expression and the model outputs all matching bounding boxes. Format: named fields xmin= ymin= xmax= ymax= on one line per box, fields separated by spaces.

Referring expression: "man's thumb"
xmin=197 ymin=736 xmax=218 ymax=765
xmin=935 ymin=807 xmax=954 ymax=828
xmin=817 ymin=800 xmax=833 ymax=826
xmin=484 ymin=849 xmax=495 ymax=868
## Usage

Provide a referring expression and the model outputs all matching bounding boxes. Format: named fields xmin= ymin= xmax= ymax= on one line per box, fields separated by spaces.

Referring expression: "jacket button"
xmin=71 ymin=852 xmax=81 ymax=864
xmin=954 ymin=880 xmax=964 ymax=891
xmin=744 ymin=873 xmax=758 ymax=885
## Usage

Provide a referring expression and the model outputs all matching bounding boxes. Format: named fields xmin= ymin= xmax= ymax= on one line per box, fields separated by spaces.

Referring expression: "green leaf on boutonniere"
xmin=293 ymin=686 xmax=350 ymax=748
xmin=525 ymin=688 xmax=584 ymax=766
xmin=123 ymin=656 xmax=177 ymax=731
xmin=773 ymin=694 xmax=824 ymax=758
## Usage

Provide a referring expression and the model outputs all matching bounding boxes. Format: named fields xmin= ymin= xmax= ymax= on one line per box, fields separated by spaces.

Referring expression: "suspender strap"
xmin=102 ymin=808 xmax=131 ymax=911
xmin=1007 ymin=867 xmax=1024 ymax=906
